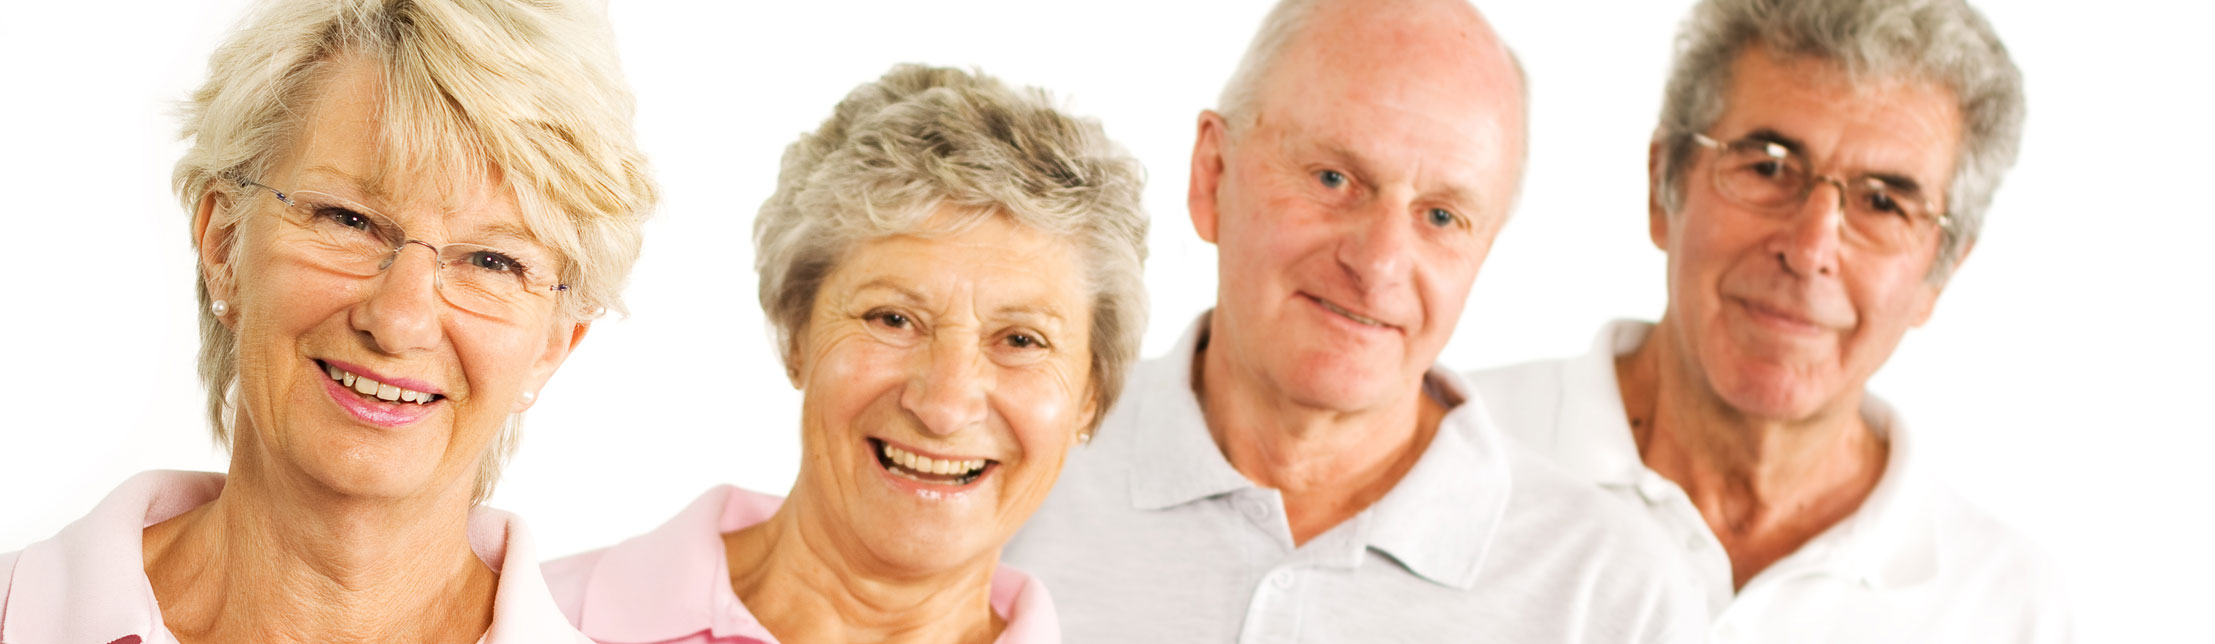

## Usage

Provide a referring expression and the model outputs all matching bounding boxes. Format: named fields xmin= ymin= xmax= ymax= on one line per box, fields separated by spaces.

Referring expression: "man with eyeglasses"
xmin=1472 ymin=0 xmax=2067 ymax=641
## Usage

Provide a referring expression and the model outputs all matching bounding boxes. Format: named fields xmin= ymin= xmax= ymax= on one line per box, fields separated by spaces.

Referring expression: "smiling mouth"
xmin=870 ymin=438 xmax=994 ymax=486
xmin=1308 ymin=295 xmax=1387 ymax=328
xmin=318 ymin=360 xmax=443 ymax=405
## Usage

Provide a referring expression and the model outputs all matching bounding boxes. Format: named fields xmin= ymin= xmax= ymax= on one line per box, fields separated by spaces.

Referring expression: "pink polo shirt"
xmin=0 ymin=470 xmax=591 ymax=644
xmin=542 ymin=485 xmax=1059 ymax=644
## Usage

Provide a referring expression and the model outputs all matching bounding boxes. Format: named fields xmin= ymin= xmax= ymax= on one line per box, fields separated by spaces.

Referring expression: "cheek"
xmin=802 ymin=333 xmax=909 ymax=432
xmin=992 ymin=363 xmax=1086 ymax=470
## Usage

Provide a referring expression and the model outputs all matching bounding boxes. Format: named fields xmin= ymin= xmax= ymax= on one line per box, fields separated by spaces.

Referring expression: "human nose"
xmin=1334 ymin=197 xmax=1417 ymax=293
xmin=352 ymin=240 xmax=444 ymax=354
xmin=1773 ymin=176 xmax=1846 ymax=278
xmin=900 ymin=335 xmax=990 ymax=437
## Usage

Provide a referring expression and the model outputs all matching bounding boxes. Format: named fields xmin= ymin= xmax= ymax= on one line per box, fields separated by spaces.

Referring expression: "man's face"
xmin=1653 ymin=48 xmax=1964 ymax=420
xmin=1189 ymin=3 xmax=1525 ymax=413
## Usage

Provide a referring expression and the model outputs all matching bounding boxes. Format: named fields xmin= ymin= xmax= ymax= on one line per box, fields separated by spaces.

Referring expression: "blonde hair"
xmin=174 ymin=0 xmax=657 ymax=503
xmin=754 ymin=64 xmax=1149 ymax=435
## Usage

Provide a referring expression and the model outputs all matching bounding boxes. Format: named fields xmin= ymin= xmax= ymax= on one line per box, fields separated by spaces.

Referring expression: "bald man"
xmin=1002 ymin=1 xmax=1704 ymax=641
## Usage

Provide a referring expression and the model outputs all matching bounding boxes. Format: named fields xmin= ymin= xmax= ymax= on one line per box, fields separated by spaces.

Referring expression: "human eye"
xmin=1316 ymin=169 xmax=1348 ymax=189
xmin=865 ymin=308 xmax=914 ymax=331
xmin=1425 ymin=207 xmax=1460 ymax=229
xmin=1002 ymin=330 xmax=1049 ymax=350
xmin=463 ymin=249 xmax=525 ymax=274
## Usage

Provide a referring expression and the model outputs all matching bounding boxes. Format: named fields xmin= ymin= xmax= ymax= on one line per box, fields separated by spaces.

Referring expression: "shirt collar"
xmin=577 ymin=485 xmax=783 ymax=643
xmin=573 ymin=485 xmax=1058 ymax=644
xmin=1124 ymin=312 xmax=1511 ymax=590
xmin=1787 ymin=396 xmax=1940 ymax=590
xmin=1560 ymin=320 xmax=1941 ymax=590
xmin=1548 ymin=319 xmax=1658 ymax=487
xmin=1 ymin=470 xmax=221 ymax=644
xmin=1362 ymin=368 xmax=1511 ymax=590
xmin=470 ymin=508 xmax=594 ymax=644
xmin=1 ymin=471 xmax=585 ymax=644
xmin=1126 ymin=313 xmax=1268 ymax=510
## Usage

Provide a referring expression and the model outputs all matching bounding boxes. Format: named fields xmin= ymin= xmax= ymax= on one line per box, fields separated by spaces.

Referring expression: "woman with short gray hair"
xmin=0 ymin=1 xmax=655 ymax=641
xmin=543 ymin=64 xmax=1147 ymax=644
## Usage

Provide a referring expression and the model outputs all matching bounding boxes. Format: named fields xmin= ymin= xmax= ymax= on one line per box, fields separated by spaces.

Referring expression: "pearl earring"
xmin=210 ymin=299 xmax=230 ymax=316
xmin=520 ymin=390 xmax=537 ymax=405
xmin=1077 ymin=431 xmax=1092 ymax=445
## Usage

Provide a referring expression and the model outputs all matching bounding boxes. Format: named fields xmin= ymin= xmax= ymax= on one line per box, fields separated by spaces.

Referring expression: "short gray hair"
xmin=1653 ymin=0 xmax=2024 ymax=281
xmin=175 ymin=0 xmax=657 ymax=504
xmin=754 ymin=64 xmax=1149 ymax=434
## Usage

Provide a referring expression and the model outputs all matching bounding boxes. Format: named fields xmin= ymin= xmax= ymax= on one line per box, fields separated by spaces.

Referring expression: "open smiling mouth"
xmin=317 ymin=360 xmax=444 ymax=405
xmin=869 ymin=438 xmax=996 ymax=486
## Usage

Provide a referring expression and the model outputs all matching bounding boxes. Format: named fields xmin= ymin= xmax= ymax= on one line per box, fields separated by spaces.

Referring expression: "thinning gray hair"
xmin=1214 ymin=0 xmax=1530 ymax=197
xmin=1653 ymin=0 xmax=2024 ymax=281
xmin=753 ymin=64 xmax=1149 ymax=434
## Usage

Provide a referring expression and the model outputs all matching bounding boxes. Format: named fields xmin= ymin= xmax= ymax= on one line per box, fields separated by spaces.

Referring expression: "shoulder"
xmin=1925 ymin=488 xmax=2072 ymax=627
xmin=0 ymin=549 xmax=17 ymax=609
xmin=538 ymin=546 xmax=610 ymax=626
xmin=1465 ymin=357 xmax=1574 ymax=446
xmin=1486 ymin=439 xmax=1707 ymax=641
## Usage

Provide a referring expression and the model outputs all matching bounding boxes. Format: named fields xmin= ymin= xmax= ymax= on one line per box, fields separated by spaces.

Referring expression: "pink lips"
xmin=317 ymin=360 xmax=439 ymax=428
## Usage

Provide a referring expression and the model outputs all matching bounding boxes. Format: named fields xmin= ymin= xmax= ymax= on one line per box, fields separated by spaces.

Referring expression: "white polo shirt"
xmin=1470 ymin=320 xmax=2072 ymax=643
xmin=1003 ymin=314 xmax=1707 ymax=644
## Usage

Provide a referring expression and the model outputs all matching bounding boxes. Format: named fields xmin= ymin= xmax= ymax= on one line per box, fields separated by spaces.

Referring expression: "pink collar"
xmin=566 ymin=485 xmax=1059 ymax=643
xmin=0 ymin=470 xmax=587 ymax=644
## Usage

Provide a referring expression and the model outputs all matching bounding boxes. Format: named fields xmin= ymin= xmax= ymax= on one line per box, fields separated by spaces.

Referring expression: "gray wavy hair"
xmin=753 ymin=64 xmax=1149 ymax=435
xmin=175 ymin=0 xmax=657 ymax=503
xmin=1652 ymin=0 xmax=2024 ymax=281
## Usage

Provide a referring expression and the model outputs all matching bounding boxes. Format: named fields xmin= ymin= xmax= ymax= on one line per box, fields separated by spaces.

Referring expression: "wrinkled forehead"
xmin=1713 ymin=49 xmax=1963 ymax=184
xmin=272 ymin=57 xmax=543 ymax=243
xmin=1245 ymin=4 xmax=1526 ymax=198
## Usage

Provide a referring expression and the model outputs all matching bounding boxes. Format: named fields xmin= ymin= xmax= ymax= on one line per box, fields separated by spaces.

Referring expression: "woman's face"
xmin=202 ymin=59 xmax=583 ymax=503
xmin=791 ymin=210 xmax=1095 ymax=575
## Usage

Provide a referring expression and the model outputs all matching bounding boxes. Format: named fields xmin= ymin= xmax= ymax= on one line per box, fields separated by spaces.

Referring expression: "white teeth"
xmin=878 ymin=442 xmax=986 ymax=478
xmin=323 ymin=363 xmax=436 ymax=405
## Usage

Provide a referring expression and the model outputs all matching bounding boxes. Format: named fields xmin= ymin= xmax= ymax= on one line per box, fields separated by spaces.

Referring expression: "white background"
xmin=2 ymin=1 xmax=2208 ymax=640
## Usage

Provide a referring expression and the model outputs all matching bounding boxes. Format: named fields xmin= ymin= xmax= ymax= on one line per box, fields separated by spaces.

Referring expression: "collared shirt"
xmin=541 ymin=485 xmax=1059 ymax=644
xmin=1001 ymin=314 xmax=1707 ymax=644
xmin=0 ymin=470 xmax=589 ymax=644
xmin=1471 ymin=320 xmax=2073 ymax=643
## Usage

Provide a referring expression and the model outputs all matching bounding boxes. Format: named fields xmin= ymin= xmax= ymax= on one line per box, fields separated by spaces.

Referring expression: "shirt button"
xmin=1242 ymin=499 xmax=1269 ymax=520
xmin=1270 ymin=570 xmax=1296 ymax=588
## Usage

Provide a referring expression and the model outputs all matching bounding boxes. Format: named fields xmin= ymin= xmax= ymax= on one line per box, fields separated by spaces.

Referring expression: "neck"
xmin=723 ymin=485 xmax=1003 ymax=644
xmin=1619 ymin=316 xmax=1888 ymax=587
xmin=142 ymin=437 xmax=496 ymax=644
xmin=1195 ymin=328 xmax=1445 ymax=546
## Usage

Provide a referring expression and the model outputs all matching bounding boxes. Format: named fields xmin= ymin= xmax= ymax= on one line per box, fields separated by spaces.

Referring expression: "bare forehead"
xmin=825 ymin=217 xmax=1088 ymax=312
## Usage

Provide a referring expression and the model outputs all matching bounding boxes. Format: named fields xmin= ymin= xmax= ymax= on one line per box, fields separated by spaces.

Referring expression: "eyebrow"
xmin=1741 ymin=129 xmax=1929 ymax=194
xmin=297 ymin=165 xmax=554 ymax=247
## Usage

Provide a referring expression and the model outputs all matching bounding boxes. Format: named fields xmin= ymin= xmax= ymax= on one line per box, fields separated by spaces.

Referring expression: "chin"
xmin=1276 ymin=350 xmax=1403 ymax=411
xmin=860 ymin=515 xmax=1004 ymax=575
xmin=1709 ymin=362 xmax=1840 ymax=422
xmin=291 ymin=442 xmax=450 ymax=500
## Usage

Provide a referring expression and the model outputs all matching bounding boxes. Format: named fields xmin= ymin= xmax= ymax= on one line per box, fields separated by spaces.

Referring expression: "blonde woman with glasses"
xmin=0 ymin=0 xmax=654 ymax=642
